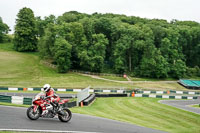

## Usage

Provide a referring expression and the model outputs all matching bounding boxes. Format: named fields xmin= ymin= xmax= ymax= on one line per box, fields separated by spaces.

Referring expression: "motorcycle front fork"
xmin=33 ymin=105 xmax=38 ymax=113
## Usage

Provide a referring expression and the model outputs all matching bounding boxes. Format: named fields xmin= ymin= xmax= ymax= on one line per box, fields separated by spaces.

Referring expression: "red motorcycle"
xmin=26 ymin=92 xmax=72 ymax=122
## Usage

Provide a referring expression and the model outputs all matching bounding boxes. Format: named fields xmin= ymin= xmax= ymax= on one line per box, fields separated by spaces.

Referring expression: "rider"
xmin=43 ymin=84 xmax=60 ymax=112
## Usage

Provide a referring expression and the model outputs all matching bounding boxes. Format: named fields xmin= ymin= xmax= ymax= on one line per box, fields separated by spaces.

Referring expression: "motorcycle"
xmin=26 ymin=92 xmax=72 ymax=122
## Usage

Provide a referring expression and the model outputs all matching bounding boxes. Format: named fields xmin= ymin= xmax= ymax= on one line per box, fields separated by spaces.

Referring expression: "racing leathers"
xmin=45 ymin=88 xmax=60 ymax=111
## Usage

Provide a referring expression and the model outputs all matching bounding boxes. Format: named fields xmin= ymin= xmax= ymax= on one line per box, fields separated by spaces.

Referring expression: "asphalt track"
xmin=160 ymin=99 xmax=200 ymax=114
xmin=0 ymin=105 xmax=165 ymax=133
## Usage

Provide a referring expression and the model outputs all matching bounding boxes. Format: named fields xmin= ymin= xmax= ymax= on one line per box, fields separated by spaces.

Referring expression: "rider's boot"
xmin=50 ymin=102 xmax=57 ymax=114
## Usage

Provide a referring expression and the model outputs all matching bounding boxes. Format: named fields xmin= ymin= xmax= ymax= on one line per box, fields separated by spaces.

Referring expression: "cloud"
xmin=0 ymin=0 xmax=199 ymax=33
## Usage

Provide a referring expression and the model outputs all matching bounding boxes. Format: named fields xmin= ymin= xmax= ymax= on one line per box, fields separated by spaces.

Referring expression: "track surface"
xmin=160 ymin=99 xmax=200 ymax=114
xmin=0 ymin=105 xmax=165 ymax=133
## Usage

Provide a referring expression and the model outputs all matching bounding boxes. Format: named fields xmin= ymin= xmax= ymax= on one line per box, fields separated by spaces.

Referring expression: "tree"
xmin=58 ymin=22 xmax=88 ymax=69
xmin=160 ymin=27 xmax=187 ymax=78
xmin=89 ymin=34 xmax=108 ymax=72
xmin=52 ymin=37 xmax=72 ymax=73
xmin=57 ymin=11 xmax=88 ymax=24
xmin=38 ymin=23 xmax=57 ymax=59
xmin=139 ymin=46 xmax=169 ymax=78
xmin=0 ymin=17 xmax=9 ymax=43
xmin=37 ymin=11 xmax=200 ymax=78
xmin=14 ymin=7 xmax=37 ymax=51
xmin=113 ymin=23 xmax=141 ymax=73
xmin=77 ymin=33 xmax=108 ymax=72
xmin=35 ymin=15 xmax=56 ymax=38
xmin=189 ymin=27 xmax=200 ymax=67
xmin=113 ymin=23 xmax=154 ymax=75
xmin=79 ymin=17 xmax=95 ymax=44
xmin=170 ymin=59 xmax=187 ymax=78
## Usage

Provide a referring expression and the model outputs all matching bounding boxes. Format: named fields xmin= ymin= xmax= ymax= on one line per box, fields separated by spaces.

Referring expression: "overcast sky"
xmin=0 ymin=0 xmax=200 ymax=33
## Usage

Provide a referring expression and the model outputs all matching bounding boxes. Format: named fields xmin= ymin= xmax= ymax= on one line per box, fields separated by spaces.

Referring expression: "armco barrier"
xmin=1 ymin=87 xmax=200 ymax=95
xmin=0 ymin=87 xmax=129 ymax=94
xmin=23 ymin=98 xmax=32 ymax=105
xmin=137 ymin=90 xmax=200 ymax=95
xmin=134 ymin=94 xmax=198 ymax=99
xmin=95 ymin=93 xmax=128 ymax=97
xmin=0 ymin=94 xmax=77 ymax=107
xmin=12 ymin=96 xmax=23 ymax=104
xmin=0 ymin=95 xmax=12 ymax=103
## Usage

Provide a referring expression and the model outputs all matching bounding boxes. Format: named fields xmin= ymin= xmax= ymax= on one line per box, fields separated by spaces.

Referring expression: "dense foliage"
xmin=13 ymin=7 xmax=37 ymax=51
xmin=0 ymin=17 xmax=9 ymax=43
xmin=17 ymin=9 xmax=200 ymax=77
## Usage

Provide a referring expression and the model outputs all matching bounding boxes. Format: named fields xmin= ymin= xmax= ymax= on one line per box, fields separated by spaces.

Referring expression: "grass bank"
xmin=0 ymin=102 xmax=29 ymax=108
xmin=71 ymin=97 xmax=200 ymax=133
xmin=0 ymin=43 xmax=193 ymax=90
xmin=0 ymin=43 xmax=133 ymax=88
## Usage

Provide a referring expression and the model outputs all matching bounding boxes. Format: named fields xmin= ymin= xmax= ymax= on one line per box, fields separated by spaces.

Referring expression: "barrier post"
xmin=167 ymin=90 xmax=170 ymax=94
xmin=81 ymin=102 xmax=84 ymax=107
xmin=131 ymin=91 xmax=135 ymax=97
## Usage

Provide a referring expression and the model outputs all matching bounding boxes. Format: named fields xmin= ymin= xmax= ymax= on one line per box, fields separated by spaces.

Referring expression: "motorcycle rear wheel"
xmin=27 ymin=106 xmax=40 ymax=120
xmin=58 ymin=108 xmax=72 ymax=122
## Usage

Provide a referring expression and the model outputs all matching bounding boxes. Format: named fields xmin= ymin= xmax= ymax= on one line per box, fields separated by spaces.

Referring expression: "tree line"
xmin=0 ymin=17 xmax=10 ymax=43
xmin=4 ymin=7 xmax=200 ymax=78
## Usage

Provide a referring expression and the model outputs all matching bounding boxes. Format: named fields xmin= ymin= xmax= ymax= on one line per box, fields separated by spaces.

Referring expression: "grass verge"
xmin=71 ymin=97 xmax=200 ymax=133
xmin=191 ymin=104 xmax=200 ymax=108
xmin=0 ymin=102 xmax=29 ymax=108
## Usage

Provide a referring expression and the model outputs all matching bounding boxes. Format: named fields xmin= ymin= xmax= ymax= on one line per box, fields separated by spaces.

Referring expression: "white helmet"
xmin=43 ymin=84 xmax=51 ymax=92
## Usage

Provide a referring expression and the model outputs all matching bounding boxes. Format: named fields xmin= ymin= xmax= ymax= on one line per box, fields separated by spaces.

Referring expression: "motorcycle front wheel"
xmin=26 ymin=106 xmax=40 ymax=120
xmin=58 ymin=108 xmax=72 ymax=122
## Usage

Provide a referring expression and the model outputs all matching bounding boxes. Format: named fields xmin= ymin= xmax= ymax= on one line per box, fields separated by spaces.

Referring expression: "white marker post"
xmin=77 ymin=86 xmax=90 ymax=106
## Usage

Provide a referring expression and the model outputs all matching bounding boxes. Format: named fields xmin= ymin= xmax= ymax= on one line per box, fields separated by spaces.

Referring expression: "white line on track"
xmin=0 ymin=129 xmax=100 ymax=133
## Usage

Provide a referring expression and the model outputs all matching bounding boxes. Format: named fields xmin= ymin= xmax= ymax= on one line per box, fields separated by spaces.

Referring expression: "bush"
xmin=186 ymin=66 xmax=200 ymax=77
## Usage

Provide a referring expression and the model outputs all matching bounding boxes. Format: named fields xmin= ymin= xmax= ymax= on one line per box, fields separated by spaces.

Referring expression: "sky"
xmin=0 ymin=0 xmax=200 ymax=33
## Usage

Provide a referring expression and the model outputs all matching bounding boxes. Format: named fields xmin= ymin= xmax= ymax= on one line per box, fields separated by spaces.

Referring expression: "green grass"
xmin=132 ymin=82 xmax=189 ymax=91
xmin=71 ymin=97 xmax=200 ymax=133
xmin=0 ymin=102 xmax=29 ymax=108
xmin=100 ymin=75 xmax=128 ymax=81
xmin=191 ymin=104 xmax=200 ymax=108
xmin=0 ymin=42 xmax=14 ymax=51
xmin=130 ymin=77 xmax=176 ymax=81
